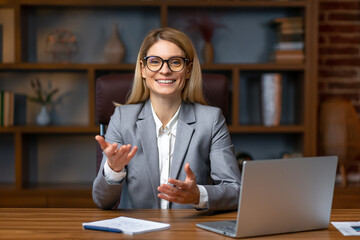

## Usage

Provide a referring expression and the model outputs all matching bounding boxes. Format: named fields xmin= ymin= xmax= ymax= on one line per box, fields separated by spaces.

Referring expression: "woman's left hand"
xmin=157 ymin=163 xmax=200 ymax=205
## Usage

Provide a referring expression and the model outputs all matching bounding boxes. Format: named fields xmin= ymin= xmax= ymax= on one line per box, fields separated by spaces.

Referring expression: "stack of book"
xmin=271 ymin=17 xmax=304 ymax=63
xmin=0 ymin=90 xmax=27 ymax=127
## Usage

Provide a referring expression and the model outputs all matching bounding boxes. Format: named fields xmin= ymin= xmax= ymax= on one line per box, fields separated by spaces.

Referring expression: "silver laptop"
xmin=196 ymin=156 xmax=338 ymax=238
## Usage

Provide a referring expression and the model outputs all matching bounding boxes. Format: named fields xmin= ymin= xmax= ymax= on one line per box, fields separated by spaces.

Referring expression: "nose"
xmin=159 ymin=60 xmax=172 ymax=74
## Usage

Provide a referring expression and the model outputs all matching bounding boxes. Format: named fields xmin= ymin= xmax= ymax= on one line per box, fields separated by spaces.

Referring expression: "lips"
xmin=156 ymin=79 xmax=176 ymax=84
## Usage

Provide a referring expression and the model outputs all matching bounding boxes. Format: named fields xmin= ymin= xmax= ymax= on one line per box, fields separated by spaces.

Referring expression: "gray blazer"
xmin=92 ymin=100 xmax=241 ymax=210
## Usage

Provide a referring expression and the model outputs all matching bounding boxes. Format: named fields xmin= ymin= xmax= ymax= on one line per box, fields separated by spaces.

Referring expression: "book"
xmin=273 ymin=17 xmax=303 ymax=24
xmin=273 ymin=16 xmax=304 ymax=37
xmin=273 ymin=57 xmax=304 ymax=64
xmin=9 ymin=91 xmax=14 ymax=126
xmin=271 ymin=51 xmax=305 ymax=63
xmin=278 ymin=22 xmax=303 ymax=29
xmin=280 ymin=28 xmax=304 ymax=35
xmin=3 ymin=91 xmax=10 ymax=127
xmin=0 ymin=24 xmax=2 ymax=62
xmin=278 ymin=33 xmax=303 ymax=42
xmin=273 ymin=49 xmax=304 ymax=56
xmin=274 ymin=55 xmax=304 ymax=61
xmin=82 ymin=216 xmax=170 ymax=235
xmin=0 ymin=9 xmax=15 ymax=63
xmin=0 ymin=91 xmax=26 ymax=126
xmin=13 ymin=93 xmax=27 ymax=126
xmin=0 ymin=90 xmax=3 ymax=126
xmin=275 ymin=41 xmax=304 ymax=50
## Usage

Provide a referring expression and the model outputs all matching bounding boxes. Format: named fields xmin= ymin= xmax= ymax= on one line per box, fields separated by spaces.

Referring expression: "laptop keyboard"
xmin=216 ymin=224 xmax=236 ymax=234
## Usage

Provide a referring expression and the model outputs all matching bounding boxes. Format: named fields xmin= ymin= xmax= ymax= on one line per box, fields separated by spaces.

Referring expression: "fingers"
xmin=115 ymin=144 xmax=136 ymax=161
xmin=95 ymin=135 xmax=134 ymax=157
xmin=184 ymin=163 xmax=196 ymax=181
xmin=158 ymin=192 xmax=179 ymax=203
xmin=95 ymin=135 xmax=108 ymax=150
xmin=127 ymin=146 xmax=138 ymax=161
xmin=157 ymin=163 xmax=200 ymax=204
xmin=95 ymin=135 xmax=137 ymax=168
xmin=166 ymin=163 xmax=196 ymax=188
xmin=95 ymin=135 xmax=120 ymax=155
xmin=157 ymin=184 xmax=184 ymax=202
xmin=106 ymin=144 xmax=138 ymax=172
xmin=157 ymin=182 xmax=199 ymax=204
xmin=167 ymin=178 xmax=186 ymax=189
xmin=116 ymin=144 xmax=130 ymax=157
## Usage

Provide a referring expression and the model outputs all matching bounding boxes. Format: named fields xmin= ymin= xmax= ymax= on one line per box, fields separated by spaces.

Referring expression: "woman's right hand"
xmin=95 ymin=135 xmax=138 ymax=172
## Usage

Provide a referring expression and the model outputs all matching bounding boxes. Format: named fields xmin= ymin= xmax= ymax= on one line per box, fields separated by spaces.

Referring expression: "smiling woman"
xmin=93 ymin=27 xmax=241 ymax=211
xmin=141 ymin=39 xmax=191 ymax=106
xmin=126 ymin=27 xmax=206 ymax=106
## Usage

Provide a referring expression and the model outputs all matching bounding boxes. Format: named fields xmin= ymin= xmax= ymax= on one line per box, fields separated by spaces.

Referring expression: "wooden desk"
xmin=0 ymin=208 xmax=359 ymax=239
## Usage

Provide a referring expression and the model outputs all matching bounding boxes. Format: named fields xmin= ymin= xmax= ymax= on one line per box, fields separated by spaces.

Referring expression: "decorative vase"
xmin=36 ymin=105 xmax=51 ymax=126
xmin=260 ymin=73 xmax=282 ymax=126
xmin=203 ymin=41 xmax=214 ymax=64
xmin=318 ymin=98 xmax=360 ymax=186
xmin=104 ymin=23 xmax=125 ymax=63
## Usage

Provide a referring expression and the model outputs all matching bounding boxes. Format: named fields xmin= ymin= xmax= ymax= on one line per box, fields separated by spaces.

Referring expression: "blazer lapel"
xmin=170 ymin=103 xmax=196 ymax=180
xmin=136 ymin=101 xmax=160 ymax=207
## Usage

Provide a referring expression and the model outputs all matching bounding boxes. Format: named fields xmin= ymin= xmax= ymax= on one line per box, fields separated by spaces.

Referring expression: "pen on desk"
xmin=83 ymin=225 xmax=123 ymax=233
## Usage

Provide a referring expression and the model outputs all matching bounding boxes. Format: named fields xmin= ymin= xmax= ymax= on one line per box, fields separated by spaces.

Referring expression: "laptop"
xmin=196 ymin=156 xmax=338 ymax=238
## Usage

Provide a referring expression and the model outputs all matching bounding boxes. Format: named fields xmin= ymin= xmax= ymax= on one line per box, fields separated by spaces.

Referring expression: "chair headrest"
xmin=96 ymin=73 xmax=229 ymax=125
xmin=96 ymin=73 xmax=134 ymax=125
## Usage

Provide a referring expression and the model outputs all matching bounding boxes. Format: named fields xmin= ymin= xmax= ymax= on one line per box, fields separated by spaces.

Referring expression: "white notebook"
xmin=83 ymin=216 xmax=170 ymax=235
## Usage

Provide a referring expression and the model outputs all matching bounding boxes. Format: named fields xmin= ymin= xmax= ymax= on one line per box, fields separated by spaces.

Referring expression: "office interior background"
xmin=0 ymin=0 xmax=359 ymax=208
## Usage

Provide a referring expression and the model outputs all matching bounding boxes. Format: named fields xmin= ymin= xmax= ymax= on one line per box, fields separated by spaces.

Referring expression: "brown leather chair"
xmin=96 ymin=73 xmax=229 ymax=172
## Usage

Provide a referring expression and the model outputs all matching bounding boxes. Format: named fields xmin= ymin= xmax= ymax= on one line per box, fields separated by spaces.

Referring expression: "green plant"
xmin=28 ymin=78 xmax=59 ymax=106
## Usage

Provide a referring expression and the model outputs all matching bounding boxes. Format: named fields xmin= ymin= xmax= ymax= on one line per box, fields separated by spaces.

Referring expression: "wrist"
xmin=106 ymin=159 xmax=124 ymax=172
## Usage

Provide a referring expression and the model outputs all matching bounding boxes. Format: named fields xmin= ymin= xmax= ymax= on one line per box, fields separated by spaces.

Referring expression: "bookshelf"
xmin=0 ymin=0 xmax=318 ymax=207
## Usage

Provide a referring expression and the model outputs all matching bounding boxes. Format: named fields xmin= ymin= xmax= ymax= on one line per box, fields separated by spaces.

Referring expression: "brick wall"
xmin=318 ymin=0 xmax=360 ymax=113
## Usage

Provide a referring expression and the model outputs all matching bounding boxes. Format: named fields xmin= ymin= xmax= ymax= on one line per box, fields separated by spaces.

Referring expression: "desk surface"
xmin=0 ymin=208 xmax=359 ymax=239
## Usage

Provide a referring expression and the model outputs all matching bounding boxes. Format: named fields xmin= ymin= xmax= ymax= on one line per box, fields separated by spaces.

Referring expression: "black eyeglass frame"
xmin=143 ymin=56 xmax=190 ymax=72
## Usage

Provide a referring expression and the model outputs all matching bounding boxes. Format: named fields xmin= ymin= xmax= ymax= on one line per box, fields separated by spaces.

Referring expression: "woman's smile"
xmin=156 ymin=79 xmax=177 ymax=84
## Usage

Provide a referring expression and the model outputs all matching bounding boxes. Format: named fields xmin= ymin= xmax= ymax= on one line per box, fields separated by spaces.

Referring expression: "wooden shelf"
xmin=228 ymin=125 xmax=305 ymax=133
xmin=17 ymin=0 xmax=307 ymax=7
xmin=0 ymin=126 xmax=99 ymax=133
xmin=0 ymin=184 xmax=95 ymax=208
xmin=1 ymin=183 xmax=92 ymax=191
xmin=166 ymin=0 xmax=307 ymax=7
xmin=0 ymin=0 xmax=319 ymax=207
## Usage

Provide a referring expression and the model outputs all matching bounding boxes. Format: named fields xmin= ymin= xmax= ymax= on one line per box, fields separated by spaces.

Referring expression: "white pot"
xmin=36 ymin=105 xmax=51 ymax=126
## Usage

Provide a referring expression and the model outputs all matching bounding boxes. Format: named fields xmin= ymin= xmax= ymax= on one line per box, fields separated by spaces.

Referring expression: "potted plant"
xmin=28 ymin=78 xmax=59 ymax=125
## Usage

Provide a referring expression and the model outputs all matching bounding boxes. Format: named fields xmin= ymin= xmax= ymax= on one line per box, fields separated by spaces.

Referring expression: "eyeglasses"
xmin=143 ymin=56 xmax=189 ymax=72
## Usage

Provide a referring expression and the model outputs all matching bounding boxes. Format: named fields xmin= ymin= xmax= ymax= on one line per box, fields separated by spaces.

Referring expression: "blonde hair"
xmin=126 ymin=27 xmax=206 ymax=105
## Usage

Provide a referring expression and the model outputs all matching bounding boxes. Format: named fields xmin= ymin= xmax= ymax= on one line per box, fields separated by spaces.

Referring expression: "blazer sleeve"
xmin=92 ymin=107 xmax=125 ymax=209
xmin=203 ymin=108 xmax=241 ymax=210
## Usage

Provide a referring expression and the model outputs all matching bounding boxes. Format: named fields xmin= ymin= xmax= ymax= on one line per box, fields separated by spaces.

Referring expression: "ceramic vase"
xmin=203 ymin=41 xmax=214 ymax=64
xmin=104 ymin=23 xmax=125 ymax=63
xmin=36 ymin=105 xmax=51 ymax=126
xmin=260 ymin=73 xmax=282 ymax=127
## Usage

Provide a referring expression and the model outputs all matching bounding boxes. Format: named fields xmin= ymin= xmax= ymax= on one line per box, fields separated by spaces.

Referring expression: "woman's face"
xmin=141 ymin=39 xmax=191 ymax=102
